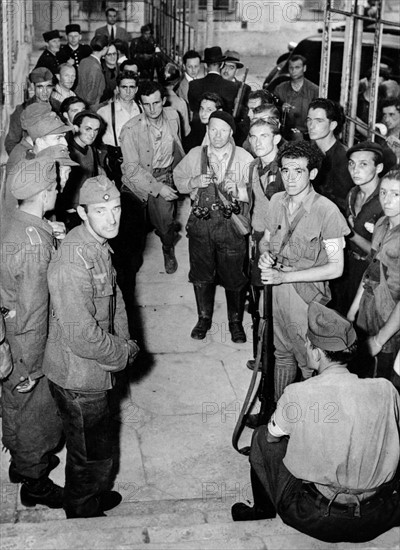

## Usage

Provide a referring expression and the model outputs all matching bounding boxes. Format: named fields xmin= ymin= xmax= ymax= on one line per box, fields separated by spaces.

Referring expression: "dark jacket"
xmin=188 ymin=73 xmax=239 ymax=115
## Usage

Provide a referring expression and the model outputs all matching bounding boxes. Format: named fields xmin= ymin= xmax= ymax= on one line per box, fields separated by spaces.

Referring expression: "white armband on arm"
xmin=267 ymin=413 xmax=290 ymax=438
xmin=323 ymin=237 xmax=345 ymax=260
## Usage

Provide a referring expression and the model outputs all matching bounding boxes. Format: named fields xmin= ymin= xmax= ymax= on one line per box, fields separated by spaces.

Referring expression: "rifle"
xmin=232 ymin=68 xmax=249 ymax=119
xmin=232 ymin=284 xmax=275 ymax=455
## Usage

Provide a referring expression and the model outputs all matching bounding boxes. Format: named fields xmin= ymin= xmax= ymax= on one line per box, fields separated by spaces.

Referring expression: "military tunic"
xmin=0 ymin=209 xmax=62 ymax=479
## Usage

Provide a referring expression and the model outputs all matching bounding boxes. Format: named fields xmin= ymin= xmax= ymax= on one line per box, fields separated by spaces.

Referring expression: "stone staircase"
xmin=2 ymin=497 xmax=399 ymax=549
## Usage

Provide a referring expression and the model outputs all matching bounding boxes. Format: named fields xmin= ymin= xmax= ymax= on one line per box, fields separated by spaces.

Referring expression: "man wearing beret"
xmin=5 ymin=67 xmax=56 ymax=155
xmin=58 ymin=24 xmax=92 ymax=69
xmin=0 ymin=157 xmax=65 ymax=508
xmin=188 ymin=47 xmax=239 ymax=119
xmin=43 ymin=176 xmax=139 ymax=518
xmin=35 ymin=30 xmax=62 ymax=75
xmin=232 ymin=302 xmax=400 ymax=543
xmin=174 ymin=111 xmax=253 ymax=343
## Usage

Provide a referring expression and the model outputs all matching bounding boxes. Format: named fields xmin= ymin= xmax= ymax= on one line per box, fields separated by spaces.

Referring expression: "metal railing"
xmin=144 ymin=0 xmax=195 ymax=65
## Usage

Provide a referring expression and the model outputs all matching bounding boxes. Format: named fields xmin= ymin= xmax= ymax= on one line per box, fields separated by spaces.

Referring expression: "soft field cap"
xmin=79 ymin=175 xmax=120 ymax=205
xmin=307 ymin=302 xmax=357 ymax=352
xmin=11 ymin=158 xmax=57 ymax=200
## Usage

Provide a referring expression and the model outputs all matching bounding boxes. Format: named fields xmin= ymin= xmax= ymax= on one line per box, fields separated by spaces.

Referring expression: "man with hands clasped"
xmin=258 ymin=141 xmax=350 ymax=400
xmin=174 ymin=111 xmax=253 ymax=343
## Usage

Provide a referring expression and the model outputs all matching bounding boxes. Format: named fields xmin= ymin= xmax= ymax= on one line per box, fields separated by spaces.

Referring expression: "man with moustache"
xmin=43 ymin=176 xmax=139 ymax=518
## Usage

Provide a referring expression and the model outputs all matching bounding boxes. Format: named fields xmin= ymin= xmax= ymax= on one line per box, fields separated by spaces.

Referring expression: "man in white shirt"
xmin=94 ymin=7 xmax=130 ymax=43
xmin=177 ymin=50 xmax=202 ymax=105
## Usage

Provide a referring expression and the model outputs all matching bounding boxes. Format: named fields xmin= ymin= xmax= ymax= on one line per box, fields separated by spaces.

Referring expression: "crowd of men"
xmin=0 ymin=6 xmax=399 ymax=542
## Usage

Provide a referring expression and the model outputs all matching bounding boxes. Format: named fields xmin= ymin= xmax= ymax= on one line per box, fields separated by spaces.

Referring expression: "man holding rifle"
xmin=257 ymin=141 xmax=349 ymax=400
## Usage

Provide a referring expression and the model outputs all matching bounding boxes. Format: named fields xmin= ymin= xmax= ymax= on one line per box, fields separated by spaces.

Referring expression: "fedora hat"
xmin=223 ymin=50 xmax=244 ymax=68
xmin=202 ymin=46 xmax=226 ymax=64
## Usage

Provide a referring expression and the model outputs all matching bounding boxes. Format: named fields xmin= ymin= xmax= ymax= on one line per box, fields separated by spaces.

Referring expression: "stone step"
xmin=3 ymin=497 xmax=399 ymax=550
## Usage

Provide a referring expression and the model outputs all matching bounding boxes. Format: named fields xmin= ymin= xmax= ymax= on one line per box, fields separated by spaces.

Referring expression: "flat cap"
xmin=28 ymin=111 xmax=72 ymax=141
xmin=346 ymin=140 xmax=397 ymax=176
xmin=79 ymin=175 xmax=120 ymax=205
xmin=29 ymin=67 xmax=54 ymax=84
xmin=209 ymin=110 xmax=236 ymax=133
xmin=21 ymin=102 xmax=52 ymax=132
xmin=307 ymin=302 xmax=357 ymax=352
xmin=224 ymin=50 xmax=244 ymax=68
xmin=11 ymin=158 xmax=57 ymax=200
xmin=346 ymin=141 xmax=384 ymax=162
xmin=36 ymin=145 xmax=79 ymax=166
xmin=43 ymin=30 xmax=61 ymax=42
xmin=65 ymin=24 xmax=81 ymax=34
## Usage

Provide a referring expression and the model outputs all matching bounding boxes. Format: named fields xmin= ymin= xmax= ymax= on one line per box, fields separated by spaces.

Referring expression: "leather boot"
xmin=191 ymin=284 xmax=215 ymax=340
xmin=225 ymin=288 xmax=247 ymax=343
xmin=9 ymin=454 xmax=60 ymax=484
xmin=231 ymin=467 xmax=276 ymax=521
xmin=20 ymin=476 xmax=64 ymax=509
xmin=162 ymin=245 xmax=178 ymax=274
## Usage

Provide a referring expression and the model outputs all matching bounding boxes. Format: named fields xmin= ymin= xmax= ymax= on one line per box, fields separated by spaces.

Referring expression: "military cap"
xmin=29 ymin=67 xmax=55 ymax=84
xmin=224 ymin=50 xmax=244 ymax=68
xmin=36 ymin=145 xmax=79 ymax=166
xmin=79 ymin=175 xmax=120 ymax=205
xmin=65 ymin=24 xmax=81 ymax=34
xmin=28 ymin=111 xmax=73 ymax=141
xmin=11 ymin=158 xmax=57 ymax=200
xmin=20 ymin=103 xmax=52 ymax=132
xmin=307 ymin=302 xmax=357 ymax=352
xmin=209 ymin=110 xmax=236 ymax=133
xmin=43 ymin=30 xmax=61 ymax=42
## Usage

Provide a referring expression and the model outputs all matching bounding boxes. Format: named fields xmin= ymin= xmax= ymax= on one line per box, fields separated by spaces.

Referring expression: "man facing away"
xmin=232 ymin=302 xmax=400 ymax=544
xmin=43 ymin=176 xmax=139 ymax=518
xmin=0 ymin=157 xmax=64 ymax=509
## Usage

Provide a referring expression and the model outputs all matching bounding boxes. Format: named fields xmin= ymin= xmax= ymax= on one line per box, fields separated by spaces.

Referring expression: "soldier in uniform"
xmin=35 ymin=30 xmax=62 ymax=75
xmin=0 ymin=157 xmax=64 ymax=508
xmin=58 ymin=24 xmax=92 ymax=69
xmin=43 ymin=176 xmax=139 ymax=518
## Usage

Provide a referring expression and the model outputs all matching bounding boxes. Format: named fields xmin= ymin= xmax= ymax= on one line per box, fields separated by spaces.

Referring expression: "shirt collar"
xmin=281 ymin=185 xmax=316 ymax=213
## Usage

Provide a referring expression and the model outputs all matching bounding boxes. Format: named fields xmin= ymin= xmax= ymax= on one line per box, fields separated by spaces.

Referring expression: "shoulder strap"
xmin=111 ymin=101 xmax=119 ymax=147
xmin=278 ymin=194 xmax=321 ymax=255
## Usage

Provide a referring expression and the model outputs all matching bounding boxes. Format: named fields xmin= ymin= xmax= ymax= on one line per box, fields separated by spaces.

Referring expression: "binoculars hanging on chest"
xmin=192 ymin=198 xmax=241 ymax=220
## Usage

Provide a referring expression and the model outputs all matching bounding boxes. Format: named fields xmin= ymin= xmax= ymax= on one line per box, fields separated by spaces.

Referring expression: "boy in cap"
xmin=75 ymin=34 xmax=109 ymax=108
xmin=35 ymin=30 xmax=62 ymax=75
xmin=58 ymin=24 xmax=92 ymax=68
xmin=43 ymin=176 xmax=139 ymax=518
xmin=174 ymin=111 xmax=253 ymax=343
xmin=5 ymin=67 xmax=56 ymax=155
xmin=0 ymin=157 xmax=65 ymax=508
xmin=232 ymin=302 xmax=400 ymax=543
xmin=335 ymin=140 xmax=387 ymax=313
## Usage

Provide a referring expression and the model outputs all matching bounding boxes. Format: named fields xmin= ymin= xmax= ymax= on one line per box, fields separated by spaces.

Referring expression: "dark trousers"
xmin=186 ymin=213 xmax=248 ymax=290
xmin=1 ymin=369 xmax=62 ymax=479
xmin=49 ymin=381 xmax=113 ymax=517
xmin=147 ymin=194 xmax=176 ymax=248
xmin=250 ymin=425 xmax=400 ymax=543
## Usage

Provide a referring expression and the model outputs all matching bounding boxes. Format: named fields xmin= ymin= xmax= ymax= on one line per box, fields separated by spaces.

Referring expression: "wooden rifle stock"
xmin=232 ymin=68 xmax=249 ymax=119
xmin=232 ymin=285 xmax=275 ymax=455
